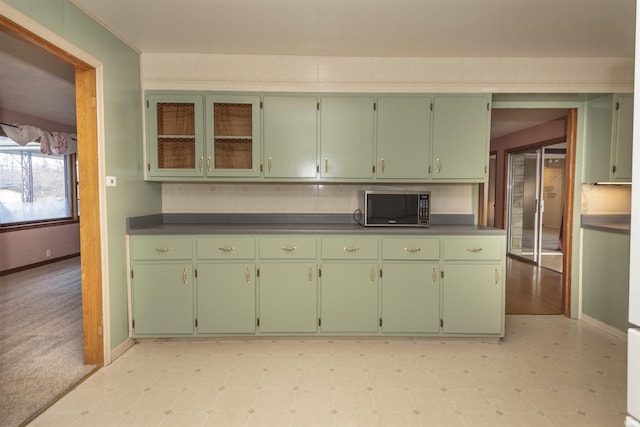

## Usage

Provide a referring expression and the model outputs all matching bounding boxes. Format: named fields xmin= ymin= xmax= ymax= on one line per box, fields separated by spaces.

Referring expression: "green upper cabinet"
xmin=319 ymin=96 xmax=375 ymax=179
xmin=376 ymin=96 xmax=431 ymax=180
xmin=584 ymin=94 xmax=633 ymax=183
xmin=263 ymin=95 xmax=318 ymax=179
xmin=146 ymin=93 xmax=205 ymax=178
xmin=205 ymin=94 xmax=261 ymax=177
xmin=431 ymin=95 xmax=491 ymax=182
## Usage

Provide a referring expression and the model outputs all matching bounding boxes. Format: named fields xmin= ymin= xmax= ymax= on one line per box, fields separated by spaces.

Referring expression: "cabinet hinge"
xmin=616 ymin=102 xmax=620 ymax=111
xmin=146 ymin=99 xmax=149 ymax=108
xmin=131 ymin=269 xmax=134 ymax=279
xmin=373 ymin=102 xmax=377 ymax=111
xmin=379 ymin=318 xmax=382 ymax=327
xmin=318 ymin=318 xmax=321 ymax=327
xmin=260 ymin=164 xmax=263 ymax=172
xmin=485 ymin=165 xmax=488 ymax=174
xmin=132 ymin=319 xmax=135 ymax=329
xmin=487 ymin=102 xmax=490 ymax=111
xmin=372 ymin=165 xmax=376 ymax=173
xmin=257 ymin=318 xmax=260 ymax=327
xmin=316 ymin=164 xmax=320 ymax=174
xmin=379 ymin=269 xmax=383 ymax=278
xmin=195 ymin=318 xmax=198 ymax=328
xmin=441 ymin=271 xmax=445 ymax=278
xmin=319 ymin=268 xmax=322 ymax=278
xmin=440 ymin=319 xmax=443 ymax=327
xmin=195 ymin=269 xmax=199 ymax=278
xmin=257 ymin=268 xmax=260 ymax=278
xmin=612 ymin=165 xmax=617 ymax=173
xmin=428 ymin=165 xmax=432 ymax=174
xmin=317 ymin=102 xmax=320 ymax=111
xmin=430 ymin=103 xmax=433 ymax=111
xmin=260 ymin=101 xmax=263 ymax=109
xmin=147 ymin=163 xmax=150 ymax=172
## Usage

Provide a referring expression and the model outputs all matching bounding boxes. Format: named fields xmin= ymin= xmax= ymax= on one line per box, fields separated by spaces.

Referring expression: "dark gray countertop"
xmin=127 ymin=214 xmax=506 ymax=236
xmin=581 ymin=214 xmax=630 ymax=235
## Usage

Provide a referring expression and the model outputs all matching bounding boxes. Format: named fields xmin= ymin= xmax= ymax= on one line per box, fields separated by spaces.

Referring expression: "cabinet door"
xmin=319 ymin=96 xmax=375 ymax=179
xmin=381 ymin=263 xmax=440 ymax=333
xmin=432 ymin=95 xmax=490 ymax=181
xmin=131 ymin=263 xmax=194 ymax=335
xmin=259 ymin=263 xmax=318 ymax=333
xmin=196 ymin=263 xmax=256 ymax=334
xmin=612 ymin=94 xmax=633 ymax=181
xmin=263 ymin=95 xmax=318 ymax=178
xmin=442 ymin=264 xmax=503 ymax=334
xmin=146 ymin=93 xmax=204 ymax=178
xmin=205 ymin=95 xmax=261 ymax=177
xmin=320 ymin=263 xmax=379 ymax=332
xmin=376 ymin=96 xmax=431 ymax=179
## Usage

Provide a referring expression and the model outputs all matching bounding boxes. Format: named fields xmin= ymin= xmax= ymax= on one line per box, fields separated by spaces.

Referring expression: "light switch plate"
xmin=106 ymin=176 xmax=117 ymax=187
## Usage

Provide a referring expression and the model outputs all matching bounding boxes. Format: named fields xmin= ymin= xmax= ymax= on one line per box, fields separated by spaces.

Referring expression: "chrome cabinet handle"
xmin=495 ymin=268 xmax=499 ymax=285
xmin=182 ymin=268 xmax=187 ymax=285
xmin=381 ymin=158 xmax=385 ymax=173
xmin=432 ymin=267 xmax=437 ymax=283
xmin=219 ymin=246 xmax=236 ymax=252
xmin=154 ymin=247 xmax=170 ymax=253
xmin=370 ymin=266 xmax=375 ymax=283
xmin=268 ymin=157 xmax=272 ymax=172
xmin=325 ymin=158 xmax=329 ymax=173
xmin=207 ymin=156 xmax=211 ymax=172
xmin=466 ymin=248 xmax=483 ymax=253
xmin=436 ymin=158 xmax=441 ymax=174
xmin=246 ymin=267 xmax=251 ymax=284
xmin=404 ymin=247 xmax=421 ymax=253
xmin=281 ymin=246 xmax=297 ymax=252
xmin=199 ymin=156 xmax=203 ymax=171
xmin=344 ymin=247 xmax=360 ymax=252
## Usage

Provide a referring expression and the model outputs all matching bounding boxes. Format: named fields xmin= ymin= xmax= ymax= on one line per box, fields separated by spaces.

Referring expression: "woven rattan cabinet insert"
xmin=146 ymin=93 xmax=205 ymax=178
xmin=206 ymin=95 xmax=261 ymax=177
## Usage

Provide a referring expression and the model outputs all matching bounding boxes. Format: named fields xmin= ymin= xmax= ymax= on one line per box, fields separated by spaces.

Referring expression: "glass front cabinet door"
xmin=205 ymin=95 xmax=261 ymax=177
xmin=146 ymin=93 xmax=205 ymax=178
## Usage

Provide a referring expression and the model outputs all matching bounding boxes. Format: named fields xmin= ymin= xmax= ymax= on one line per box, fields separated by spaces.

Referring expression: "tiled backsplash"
xmin=581 ymin=184 xmax=632 ymax=214
xmin=162 ymin=183 xmax=473 ymax=215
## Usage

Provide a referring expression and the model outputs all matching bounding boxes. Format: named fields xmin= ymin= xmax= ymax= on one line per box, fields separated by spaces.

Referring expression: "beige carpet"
xmin=0 ymin=257 xmax=96 ymax=427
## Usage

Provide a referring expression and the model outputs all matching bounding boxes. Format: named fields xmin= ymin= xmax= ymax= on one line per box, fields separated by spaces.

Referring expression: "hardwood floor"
xmin=505 ymin=256 xmax=563 ymax=315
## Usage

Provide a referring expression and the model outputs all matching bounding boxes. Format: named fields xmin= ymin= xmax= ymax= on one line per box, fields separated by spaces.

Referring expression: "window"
xmin=0 ymin=136 xmax=78 ymax=227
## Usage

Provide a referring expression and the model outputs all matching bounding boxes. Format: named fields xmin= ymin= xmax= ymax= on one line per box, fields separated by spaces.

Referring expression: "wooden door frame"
xmin=0 ymin=15 xmax=104 ymax=365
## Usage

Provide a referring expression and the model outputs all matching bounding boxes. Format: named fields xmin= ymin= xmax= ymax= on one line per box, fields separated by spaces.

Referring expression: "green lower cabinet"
xmin=442 ymin=264 xmax=504 ymax=335
xmin=320 ymin=263 xmax=379 ymax=333
xmin=381 ymin=263 xmax=440 ymax=333
xmin=259 ymin=263 xmax=318 ymax=333
xmin=196 ymin=263 xmax=256 ymax=334
xmin=131 ymin=263 xmax=194 ymax=336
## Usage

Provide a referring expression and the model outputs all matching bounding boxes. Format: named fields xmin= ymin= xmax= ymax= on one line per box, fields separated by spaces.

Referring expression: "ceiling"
xmin=1 ymin=0 xmax=634 ymax=135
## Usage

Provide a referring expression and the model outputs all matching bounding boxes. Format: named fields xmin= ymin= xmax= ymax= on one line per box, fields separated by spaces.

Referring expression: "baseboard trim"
xmin=0 ymin=253 xmax=80 ymax=276
xmin=580 ymin=313 xmax=627 ymax=340
xmin=109 ymin=337 xmax=135 ymax=365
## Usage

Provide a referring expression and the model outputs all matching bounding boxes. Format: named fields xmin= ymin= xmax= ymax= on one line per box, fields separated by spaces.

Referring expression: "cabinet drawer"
xmin=443 ymin=237 xmax=502 ymax=261
xmin=382 ymin=238 xmax=440 ymax=260
xmin=321 ymin=237 xmax=378 ymax=260
xmin=197 ymin=237 xmax=256 ymax=259
xmin=260 ymin=236 xmax=317 ymax=259
xmin=132 ymin=237 xmax=193 ymax=261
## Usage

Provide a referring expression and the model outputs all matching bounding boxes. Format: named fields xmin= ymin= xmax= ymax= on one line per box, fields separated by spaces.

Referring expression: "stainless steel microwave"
xmin=359 ymin=190 xmax=430 ymax=227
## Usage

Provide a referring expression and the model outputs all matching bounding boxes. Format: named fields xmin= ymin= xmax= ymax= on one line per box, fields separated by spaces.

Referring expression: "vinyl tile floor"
xmin=29 ymin=315 xmax=627 ymax=427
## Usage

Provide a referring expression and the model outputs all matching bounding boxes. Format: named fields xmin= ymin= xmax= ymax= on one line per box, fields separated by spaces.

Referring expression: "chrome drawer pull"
xmin=466 ymin=248 xmax=483 ymax=253
xmin=154 ymin=247 xmax=171 ymax=253
xmin=281 ymin=246 xmax=297 ymax=252
xmin=404 ymin=247 xmax=421 ymax=253
xmin=344 ymin=247 xmax=360 ymax=252
xmin=219 ymin=246 xmax=236 ymax=252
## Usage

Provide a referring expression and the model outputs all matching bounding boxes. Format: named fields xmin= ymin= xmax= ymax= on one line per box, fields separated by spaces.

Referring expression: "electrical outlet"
xmin=106 ymin=176 xmax=117 ymax=187
xmin=45 ymin=249 xmax=51 ymax=257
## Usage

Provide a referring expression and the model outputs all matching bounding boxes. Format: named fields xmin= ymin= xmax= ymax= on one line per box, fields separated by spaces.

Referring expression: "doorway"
xmin=507 ymin=144 xmax=565 ymax=273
